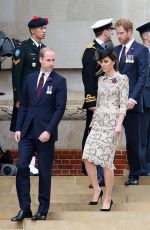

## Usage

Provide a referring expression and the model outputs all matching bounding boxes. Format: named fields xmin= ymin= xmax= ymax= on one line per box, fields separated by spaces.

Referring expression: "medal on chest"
xmin=46 ymin=86 xmax=52 ymax=94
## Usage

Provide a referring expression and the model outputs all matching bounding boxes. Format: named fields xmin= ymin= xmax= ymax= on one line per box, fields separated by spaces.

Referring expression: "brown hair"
xmin=114 ymin=18 xmax=133 ymax=31
xmin=99 ymin=51 xmax=118 ymax=71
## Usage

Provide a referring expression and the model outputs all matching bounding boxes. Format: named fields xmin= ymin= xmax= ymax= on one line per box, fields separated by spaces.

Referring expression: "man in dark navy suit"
xmin=11 ymin=48 xmax=67 ymax=221
xmin=10 ymin=16 xmax=48 ymax=175
xmin=82 ymin=18 xmax=114 ymax=187
xmin=136 ymin=22 xmax=150 ymax=176
xmin=114 ymin=19 xmax=149 ymax=185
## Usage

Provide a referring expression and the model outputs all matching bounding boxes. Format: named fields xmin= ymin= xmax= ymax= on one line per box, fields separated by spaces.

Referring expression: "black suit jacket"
xmin=16 ymin=71 xmax=67 ymax=141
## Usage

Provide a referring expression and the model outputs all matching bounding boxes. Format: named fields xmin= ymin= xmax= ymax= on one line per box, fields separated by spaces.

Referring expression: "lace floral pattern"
xmin=82 ymin=72 xmax=129 ymax=171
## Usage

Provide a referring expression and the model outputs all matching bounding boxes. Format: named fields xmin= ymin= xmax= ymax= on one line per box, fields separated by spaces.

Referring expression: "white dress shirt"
xmin=37 ymin=71 xmax=51 ymax=88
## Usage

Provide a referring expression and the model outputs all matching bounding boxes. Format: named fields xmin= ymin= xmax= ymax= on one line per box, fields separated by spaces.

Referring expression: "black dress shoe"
xmin=124 ymin=179 xmax=138 ymax=186
xmin=141 ymin=172 xmax=150 ymax=176
xmin=89 ymin=190 xmax=103 ymax=205
xmin=11 ymin=210 xmax=32 ymax=221
xmin=32 ymin=212 xmax=47 ymax=221
xmin=100 ymin=200 xmax=113 ymax=212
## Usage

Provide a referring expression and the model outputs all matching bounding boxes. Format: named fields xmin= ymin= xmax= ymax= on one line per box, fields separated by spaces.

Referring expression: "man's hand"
xmin=15 ymin=131 xmax=21 ymax=142
xmin=15 ymin=101 xmax=20 ymax=108
xmin=127 ymin=99 xmax=136 ymax=110
xmin=38 ymin=131 xmax=51 ymax=142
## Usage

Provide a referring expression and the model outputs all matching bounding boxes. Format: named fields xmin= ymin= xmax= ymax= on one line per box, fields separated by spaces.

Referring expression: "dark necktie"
xmin=37 ymin=73 xmax=45 ymax=97
xmin=38 ymin=45 xmax=41 ymax=52
xmin=119 ymin=46 xmax=126 ymax=68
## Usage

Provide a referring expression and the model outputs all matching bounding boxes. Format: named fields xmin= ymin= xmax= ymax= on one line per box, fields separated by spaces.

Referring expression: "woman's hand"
xmin=114 ymin=124 xmax=122 ymax=143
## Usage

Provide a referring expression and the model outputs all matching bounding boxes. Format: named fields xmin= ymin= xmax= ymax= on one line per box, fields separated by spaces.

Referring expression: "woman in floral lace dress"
xmin=82 ymin=48 xmax=129 ymax=211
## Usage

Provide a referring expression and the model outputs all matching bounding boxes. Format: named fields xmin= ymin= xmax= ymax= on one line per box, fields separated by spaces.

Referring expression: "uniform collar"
xmin=31 ymin=37 xmax=41 ymax=47
xmin=95 ymin=38 xmax=104 ymax=46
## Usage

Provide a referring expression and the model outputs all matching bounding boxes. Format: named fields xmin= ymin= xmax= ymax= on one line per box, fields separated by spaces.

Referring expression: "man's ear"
xmin=39 ymin=57 xmax=42 ymax=64
xmin=30 ymin=28 xmax=35 ymax=35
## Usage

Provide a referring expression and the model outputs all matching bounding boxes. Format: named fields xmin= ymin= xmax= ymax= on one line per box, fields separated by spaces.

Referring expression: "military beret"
xmin=91 ymin=18 xmax=114 ymax=33
xmin=136 ymin=22 xmax=150 ymax=34
xmin=28 ymin=16 xmax=48 ymax=28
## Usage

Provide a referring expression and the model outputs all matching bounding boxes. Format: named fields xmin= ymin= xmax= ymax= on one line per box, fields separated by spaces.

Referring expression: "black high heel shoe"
xmin=89 ymin=190 xmax=103 ymax=205
xmin=100 ymin=200 xmax=113 ymax=211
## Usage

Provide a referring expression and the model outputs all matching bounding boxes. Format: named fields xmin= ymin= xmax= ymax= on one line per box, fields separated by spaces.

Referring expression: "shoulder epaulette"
xmin=86 ymin=42 xmax=96 ymax=49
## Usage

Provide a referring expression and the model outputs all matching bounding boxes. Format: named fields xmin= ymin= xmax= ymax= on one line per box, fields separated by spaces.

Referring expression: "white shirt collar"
xmin=123 ymin=38 xmax=134 ymax=53
xmin=37 ymin=71 xmax=52 ymax=87
xmin=31 ymin=37 xmax=41 ymax=47
xmin=95 ymin=38 xmax=104 ymax=46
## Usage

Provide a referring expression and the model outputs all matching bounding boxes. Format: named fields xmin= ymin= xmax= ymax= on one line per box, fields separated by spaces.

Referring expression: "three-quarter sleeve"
xmin=119 ymin=75 xmax=129 ymax=114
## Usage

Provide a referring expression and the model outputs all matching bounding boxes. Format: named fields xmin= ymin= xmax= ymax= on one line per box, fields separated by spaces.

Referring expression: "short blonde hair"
xmin=39 ymin=47 xmax=55 ymax=59
xmin=114 ymin=18 xmax=133 ymax=31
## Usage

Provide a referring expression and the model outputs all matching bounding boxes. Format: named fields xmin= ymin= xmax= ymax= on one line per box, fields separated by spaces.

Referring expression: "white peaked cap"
xmin=91 ymin=18 xmax=113 ymax=30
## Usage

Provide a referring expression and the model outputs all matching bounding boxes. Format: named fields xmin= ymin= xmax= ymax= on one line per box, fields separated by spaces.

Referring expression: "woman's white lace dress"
xmin=82 ymin=72 xmax=129 ymax=171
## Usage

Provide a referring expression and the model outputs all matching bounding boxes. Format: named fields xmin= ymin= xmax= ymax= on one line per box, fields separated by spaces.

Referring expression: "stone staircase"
xmin=1 ymin=176 xmax=150 ymax=229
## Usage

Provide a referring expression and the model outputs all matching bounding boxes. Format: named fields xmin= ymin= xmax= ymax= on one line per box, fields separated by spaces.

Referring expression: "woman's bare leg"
xmin=84 ymin=160 xmax=101 ymax=201
xmin=102 ymin=167 xmax=114 ymax=209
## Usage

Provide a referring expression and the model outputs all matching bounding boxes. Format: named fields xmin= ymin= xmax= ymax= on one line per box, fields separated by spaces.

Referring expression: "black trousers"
xmin=123 ymin=111 xmax=141 ymax=180
xmin=140 ymin=108 xmax=150 ymax=174
xmin=16 ymin=136 xmax=55 ymax=214
xmin=82 ymin=109 xmax=104 ymax=179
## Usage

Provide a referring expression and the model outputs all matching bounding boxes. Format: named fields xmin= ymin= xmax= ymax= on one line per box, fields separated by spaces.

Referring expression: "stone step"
xmin=2 ymin=212 xmax=150 ymax=229
xmin=1 ymin=176 xmax=150 ymax=185
xmin=1 ymin=178 xmax=150 ymax=195
xmin=0 ymin=220 xmax=23 ymax=229
xmin=0 ymin=194 xmax=36 ymax=205
xmin=9 ymin=185 xmax=150 ymax=195
xmin=2 ymin=203 xmax=150 ymax=220
xmin=23 ymin=217 xmax=150 ymax=230
xmin=1 ymin=193 xmax=150 ymax=205
xmin=47 ymin=211 xmax=150 ymax=221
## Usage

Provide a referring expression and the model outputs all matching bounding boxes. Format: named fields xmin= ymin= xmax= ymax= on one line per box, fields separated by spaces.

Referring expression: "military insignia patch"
xmin=13 ymin=59 xmax=20 ymax=65
xmin=32 ymin=62 xmax=36 ymax=67
xmin=15 ymin=49 xmax=20 ymax=57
